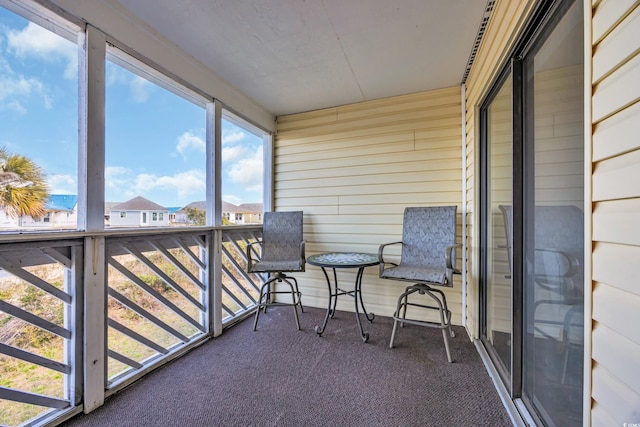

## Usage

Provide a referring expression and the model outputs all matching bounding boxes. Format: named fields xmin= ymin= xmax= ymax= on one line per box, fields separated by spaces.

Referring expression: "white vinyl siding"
xmin=275 ymin=87 xmax=463 ymax=324
xmin=590 ymin=0 xmax=640 ymax=425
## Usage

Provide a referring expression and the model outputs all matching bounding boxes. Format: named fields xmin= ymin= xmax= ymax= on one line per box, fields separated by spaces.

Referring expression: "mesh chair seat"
xmin=378 ymin=206 xmax=460 ymax=362
xmin=250 ymin=260 xmax=304 ymax=272
xmin=247 ymin=211 xmax=305 ymax=331
xmin=380 ymin=265 xmax=447 ymax=284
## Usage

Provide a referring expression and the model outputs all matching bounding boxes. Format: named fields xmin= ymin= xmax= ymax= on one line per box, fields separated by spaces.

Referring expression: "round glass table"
xmin=306 ymin=252 xmax=379 ymax=342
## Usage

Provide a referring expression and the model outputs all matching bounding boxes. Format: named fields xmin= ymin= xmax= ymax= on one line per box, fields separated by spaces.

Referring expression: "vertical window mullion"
xmin=511 ymin=58 xmax=524 ymax=398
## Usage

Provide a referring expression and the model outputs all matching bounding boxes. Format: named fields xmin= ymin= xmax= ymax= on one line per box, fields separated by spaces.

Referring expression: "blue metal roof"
xmin=46 ymin=194 xmax=78 ymax=211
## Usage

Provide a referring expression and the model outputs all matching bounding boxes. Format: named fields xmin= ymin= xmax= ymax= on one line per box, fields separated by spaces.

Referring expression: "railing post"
xmin=69 ymin=244 xmax=84 ymax=407
xmin=210 ymin=230 xmax=223 ymax=337
xmin=83 ymin=236 xmax=106 ymax=412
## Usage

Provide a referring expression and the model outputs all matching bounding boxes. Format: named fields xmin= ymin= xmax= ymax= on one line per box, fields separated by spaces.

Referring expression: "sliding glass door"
xmin=481 ymin=72 xmax=513 ymax=380
xmin=480 ymin=0 xmax=584 ymax=425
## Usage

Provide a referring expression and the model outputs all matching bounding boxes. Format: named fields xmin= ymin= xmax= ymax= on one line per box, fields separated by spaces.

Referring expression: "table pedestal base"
xmin=314 ymin=266 xmax=375 ymax=342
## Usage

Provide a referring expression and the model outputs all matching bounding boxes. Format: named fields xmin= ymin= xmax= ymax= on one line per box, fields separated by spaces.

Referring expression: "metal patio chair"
xmin=378 ymin=206 xmax=461 ymax=362
xmin=247 ymin=211 xmax=305 ymax=330
xmin=499 ymin=204 xmax=584 ymax=381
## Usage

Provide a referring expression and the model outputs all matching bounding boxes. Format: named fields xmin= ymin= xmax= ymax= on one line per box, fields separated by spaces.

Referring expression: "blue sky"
xmin=0 ymin=7 xmax=263 ymax=208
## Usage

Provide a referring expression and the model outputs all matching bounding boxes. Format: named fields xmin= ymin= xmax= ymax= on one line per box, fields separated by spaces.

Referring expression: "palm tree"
xmin=0 ymin=147 xmax=49 ymax=219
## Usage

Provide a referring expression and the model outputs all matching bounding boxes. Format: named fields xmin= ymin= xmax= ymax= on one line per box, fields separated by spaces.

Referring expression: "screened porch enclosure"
xmin=6 ymin=0 xmax=640 ymax=425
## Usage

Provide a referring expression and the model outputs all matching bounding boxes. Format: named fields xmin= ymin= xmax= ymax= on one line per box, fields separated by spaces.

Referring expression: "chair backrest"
xmin=400 ymin=206 xmax=457 ymax=269
xmin=260 ymin=211 xmax=303 ymax=262
xmin=499 ymin=204 xmax=584 ymax=299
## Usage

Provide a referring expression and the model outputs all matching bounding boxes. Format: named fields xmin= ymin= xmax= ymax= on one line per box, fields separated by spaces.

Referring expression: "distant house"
xmin=173 ymin=201 xmax=264 ymax=225
xmin=0 ymin=194 xmax=77 ymax=229
xmin=109 ymin=196 xmax=169 ymax=227
xmin=173 ymin=201 xmax=206 ymax=225
xmin=238 ymin=203 xmax=263 ymax=224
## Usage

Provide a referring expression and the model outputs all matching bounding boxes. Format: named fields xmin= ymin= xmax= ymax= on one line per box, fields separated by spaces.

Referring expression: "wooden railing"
xmin=0 ymin=226 xmax=262 ymax=427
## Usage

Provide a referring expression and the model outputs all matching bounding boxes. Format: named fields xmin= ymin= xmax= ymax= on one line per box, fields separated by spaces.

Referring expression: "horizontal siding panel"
xmin=277 ymin=170 xmax=462 ymax=190
xmin=592 ymin=282 xmax=640 ymax=345
xmin=592 ymin=0 xmax=638 ymax=44
xmin=277 ymin=115 xmax=462 ymax=145
xmin=277 ymin=132 xmax=414 ymax=155
xmin=593 ymin=198 xmax=640 ymax=245
xmin=593 ymin=4 xmax=640 ymax=83
xmin=276 ymin=148 xmax=462 ymax=173
xmin=592 ymin=322 xmax=640 ymax=398
xmin=592 ymin=242 xmax=640 ymax=295
xmin=592 ymin=51 xmax=640 ymax=123
xmin=591 ymin=403 xmax=618 ymax=427
xmin=592 ymin=363 xmax=640 ymax=426
xmin=276 ymin=158 xmax=460 ymax=181
xmin=276 ymin=110 xmax=338 ymax=132
xmin=593 ymin=100 xmax=640 ymax=161
xmin=277 ymin=141 xmax=417 ymax=164
xmin=278 ymin=181 xmax=462 ymax=199
xmin=276 ymin=105 xmax=461 ymax=139
xmin=592 ymin=148 xmax=640 ymax=201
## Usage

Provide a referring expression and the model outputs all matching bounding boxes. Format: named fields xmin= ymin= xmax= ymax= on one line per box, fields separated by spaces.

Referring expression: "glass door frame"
xmin=479 ymin=0 xmax=582 ymax=424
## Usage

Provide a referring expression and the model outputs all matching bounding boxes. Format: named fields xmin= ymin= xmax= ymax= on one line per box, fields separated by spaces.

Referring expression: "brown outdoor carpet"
xmin=61 ymin=307 xmax=512 ymax=427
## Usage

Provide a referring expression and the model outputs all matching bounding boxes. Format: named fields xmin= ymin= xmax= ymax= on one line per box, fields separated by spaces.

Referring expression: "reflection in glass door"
xmin=523 ymin=1 xmax=584 ymax=424
xmin=483 ymin=73 xmax=513 ymax=377
xmin=480 ymin=0 xmax=584 ymax=425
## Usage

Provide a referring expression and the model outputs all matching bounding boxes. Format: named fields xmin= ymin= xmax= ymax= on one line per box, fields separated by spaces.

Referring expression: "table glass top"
xmin=307 ymin=252 xmax=379 ymax=267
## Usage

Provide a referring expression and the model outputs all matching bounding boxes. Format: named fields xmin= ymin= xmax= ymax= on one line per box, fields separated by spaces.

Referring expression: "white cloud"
xmin=130 ymin=75 xmax=151 ymax=103
xmin=228 ymin=147 xmax=263 ymax=192
xmin=47 ymin=174 xmax=76 ymax=194
xmin=105 ymin=166 xmax=132 ymax=195
xmin=0 ymin=75 xmax=45 ymax=113
xmin=105 ymin=166 xmax=206 ymax=203
xmin=222 ymin=145 xmax=249 ymax=162
xmin=106 ymin=64 xmax=152 ymax=103
xmin=7 ymin=22 xmax=77 ymax=80
xmin=134 ymin=170 xmax=206 ymax=199
xmin=176 ymin=131 xmax=205 ymax=157
xmin=222 ymin=130 xmax=245 ymax=145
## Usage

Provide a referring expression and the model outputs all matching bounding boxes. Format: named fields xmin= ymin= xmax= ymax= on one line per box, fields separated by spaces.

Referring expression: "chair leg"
xmin=254 ymin=274 xmax=302 ymax=331
xmin=424 ymin=287 xmax=454 ymax=362
xmin=281 ymin=276 xmax=301 ymax=330
xmin=389 ymin=286 xmax=415 ymax=347
xmin=290 ymin=276 xmax=304 ymax=313
xmin=390 ymin=318 xmax=400 ymax=348
xmin=253 ymin=275 xmax=277 ymax=331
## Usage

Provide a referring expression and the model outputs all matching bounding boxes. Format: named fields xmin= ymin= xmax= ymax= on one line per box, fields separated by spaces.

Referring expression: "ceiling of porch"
xmin=101 ymin=0 xmax=489 ymax=117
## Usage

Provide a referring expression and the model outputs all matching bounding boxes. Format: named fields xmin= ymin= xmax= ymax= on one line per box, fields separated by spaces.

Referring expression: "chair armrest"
xmin=534 ymin=247 xmax=582 ymax=302
xmin=535 ymin=247 xmax=581 ymax=278
xmin=378 ymin=241 xmax=402 ymax=276
xmin=445 ymin=244 xmax=462 ymax=283
xmin=246 ymin=240 xmax=263 ymax=273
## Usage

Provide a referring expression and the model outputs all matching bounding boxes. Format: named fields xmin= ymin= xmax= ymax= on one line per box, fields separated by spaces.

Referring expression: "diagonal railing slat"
xmin=175 ymin=236 xmax=206 ymax=270
xmin=0 ymin=386 xmax=70 ymax=409
xmin=221 ymin=244 xmax=259 ymax=291
xmin=40 ymin=247 xmax=72 ymax=269
xmin=108 ymin=288 xmax=190 ymax=343
xmin=107 ymin=349 xmax=143 ymax=370
xmin=0 ymin=257 xmax=71 ymax=304
xmin=220 ymin=266 xmax=252 ymax=310
xmin=149 ymin=240 xmax=205 ymax=291
xmin=108 ymin=256 xmax=205 ymax=333
xmin=120 ymin=242 xmax=205 ymax=311
xmin=107 ymin=319 xmax=169 ymax=355
xmin=0 ymin=342 xmax=71 ymax=374
xmin=0 ymin=299 xmax=71 ymax=340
